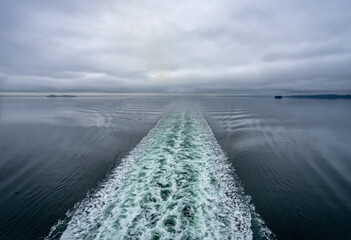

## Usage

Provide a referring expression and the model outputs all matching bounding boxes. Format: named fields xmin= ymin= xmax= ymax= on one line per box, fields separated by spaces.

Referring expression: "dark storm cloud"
xmin=0 ymin=0 xmax=351 ymax=92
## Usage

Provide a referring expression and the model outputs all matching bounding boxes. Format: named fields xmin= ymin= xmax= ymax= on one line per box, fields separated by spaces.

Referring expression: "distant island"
xmin=286 ymin=94 xmax=351 ymax=99
xmin=46 ymin=94 xmax=77 ymax=98
xmin=274 ymin=96 xmax=283 ymax=99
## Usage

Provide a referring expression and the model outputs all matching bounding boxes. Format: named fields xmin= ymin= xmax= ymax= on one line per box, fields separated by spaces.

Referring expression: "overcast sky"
xmin=0 ymin=0 xmax=351 ymax=93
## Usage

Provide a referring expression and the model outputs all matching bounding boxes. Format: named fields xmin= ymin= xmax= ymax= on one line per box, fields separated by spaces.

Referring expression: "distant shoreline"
xmin=285 ymin=94 xmax=351 ymax=99
xmin=46 ymin=94 xmax=77 ymax=98
xmin=0 ymin=93 xmax=350 ymax=99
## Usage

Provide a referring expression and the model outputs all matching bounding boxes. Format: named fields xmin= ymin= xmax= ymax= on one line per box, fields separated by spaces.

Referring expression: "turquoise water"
xmin=46 ymin=108 xmax=272 ymax=240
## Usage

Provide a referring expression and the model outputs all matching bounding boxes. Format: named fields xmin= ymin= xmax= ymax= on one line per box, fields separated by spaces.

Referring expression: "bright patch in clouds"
xmin=0 ymin=0 xmax=351 ymax=92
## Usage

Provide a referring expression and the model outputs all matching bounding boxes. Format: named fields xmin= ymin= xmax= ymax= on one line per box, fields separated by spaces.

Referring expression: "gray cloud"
xmin=0 ymin=0 xmax=351 ymax=93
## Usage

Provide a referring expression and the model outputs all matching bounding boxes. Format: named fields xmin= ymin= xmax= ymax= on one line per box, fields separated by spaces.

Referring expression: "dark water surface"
xmin=0 ymin=96 xmax=350 ymax=239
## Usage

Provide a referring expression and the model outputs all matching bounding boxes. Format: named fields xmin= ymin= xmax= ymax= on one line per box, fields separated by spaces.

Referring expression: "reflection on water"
xmin=0 ymin=96 xmax=350 ymax=239
xmin=0 ymin=97 xmax=170 ymax=239
xmin=200 ymin=97 xmax=351 ymax=240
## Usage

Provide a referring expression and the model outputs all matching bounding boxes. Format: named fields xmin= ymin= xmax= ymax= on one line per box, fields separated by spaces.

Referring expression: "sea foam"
xmin=46 ymin=108 xmax=273 ymax=240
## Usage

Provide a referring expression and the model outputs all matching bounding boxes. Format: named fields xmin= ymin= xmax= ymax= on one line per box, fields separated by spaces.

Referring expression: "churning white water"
xmin=46 ymin=108 xmax=273 ymax=240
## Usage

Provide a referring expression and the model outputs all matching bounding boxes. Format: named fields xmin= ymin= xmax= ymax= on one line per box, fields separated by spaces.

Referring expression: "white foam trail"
xmin=46 ymin=108 xmax=274 ymax=240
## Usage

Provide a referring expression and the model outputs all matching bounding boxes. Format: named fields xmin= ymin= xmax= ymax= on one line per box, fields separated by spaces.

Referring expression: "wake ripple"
xmin=46 ymin=109 xmax=273 ymax=240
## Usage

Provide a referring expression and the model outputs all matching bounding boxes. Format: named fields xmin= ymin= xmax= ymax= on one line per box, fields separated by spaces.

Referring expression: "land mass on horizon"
xmin=46 ymin=94 xmax=77 ymax=98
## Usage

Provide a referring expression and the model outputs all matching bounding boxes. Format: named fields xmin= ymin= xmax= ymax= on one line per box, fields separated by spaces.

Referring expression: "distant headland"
xmin=46 ymin=94 xmax=77 ymax=98
xmin=286 ymin=94 xmax=351 ymax=99
xmin=274 ymin=94 xmax=351 ymax=99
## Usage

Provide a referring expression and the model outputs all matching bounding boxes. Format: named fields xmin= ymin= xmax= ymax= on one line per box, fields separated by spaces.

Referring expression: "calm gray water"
xmin=0 ymin=96 xmax=350 ymax=239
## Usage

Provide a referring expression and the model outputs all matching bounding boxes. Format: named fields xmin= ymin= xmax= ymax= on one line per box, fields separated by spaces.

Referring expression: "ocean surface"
xmin=0 ymin=96 xmax=350 ymax=239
